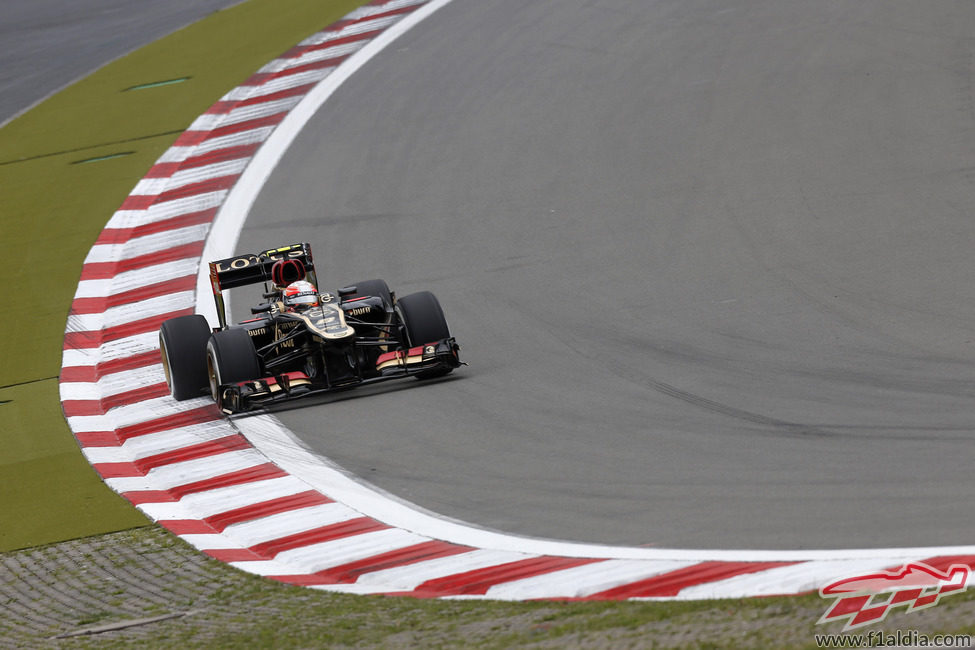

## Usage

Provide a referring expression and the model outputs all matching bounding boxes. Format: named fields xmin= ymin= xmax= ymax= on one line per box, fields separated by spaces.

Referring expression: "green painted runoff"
xmin=0 ymin=0 xmax=367 ymax=552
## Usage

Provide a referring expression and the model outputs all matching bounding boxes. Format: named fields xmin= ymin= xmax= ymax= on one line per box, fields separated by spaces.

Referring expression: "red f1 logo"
xmin=818 ymin=562 xmax=970 ymax=631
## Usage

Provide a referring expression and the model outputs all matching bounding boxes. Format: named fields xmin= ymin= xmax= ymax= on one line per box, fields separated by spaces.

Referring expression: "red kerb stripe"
xmin=156 ymin=175 xmax=238 ymax=204
xmin=352 ymin=4 xmax=418 ymax=25
xmin=60 ymin=350 xmax=161 ymax=383
xmin=205 ymin=548 xmax=264 ymax=563
xmin=203 ymin=111 xmax=288 ymax=141
xmin=93 ymin=462 xmax=141 ymax=479
xmin=61 ymin=382 xmax=170 ymax=417
xmin=133 ymin=434 xmax=252 ymax=473
xmin=237 ymin=83 xmax=316 ymax=108
xmin=271 ymin=540 xmax=473 ymax=586
xmin=283 ymin=28 xmax=383 ymax=59
xmin=119 ymin=195 xmax=155 ymax=211
xmin=75 ymin=431 xmax=120 ymax=447
xmin=146 ymin=143 xmax=261 ymax=175
xmin=159 ymin=520 xmax=219 ymax=535
xmin=63 ymin=308 xmax=194 ymax=349
xmin=95 ymin=208 xmax=217 ymax=245
xmin=204 ymin=490 xmax=333 ymax=532
xmin=123 ymin=490 xmax=178 ymax=505
xmin=119 ymin=466 xmax=289 ymax=507
xmin=115 ymin=405 xmax=221 ymax=443
xmin=414 ymin=557 xmax=604 ymax=597
xmin=208 ymin=84 xmax=315 ymax=115
xmin=102 ymin=382 xmax=170 ymax=409
xmin=249 ymin=517 xmax=388 ymax=558
xmin=168 ymin=463 xmax=289 ymax=499
xmin=263 ymin=55 xmax=350 ymax=83
xmin=585 ymin=561 xmax=800 ymax=599
xmin=171 ymin=130 xmax=209 ymax=147
xmin=70 ymin=275 xmax=197 ymax=314
xmin=80 ymin=241 xmax=205 ymax=280
xmin=915 ymin=555 xmax=975 ymax=572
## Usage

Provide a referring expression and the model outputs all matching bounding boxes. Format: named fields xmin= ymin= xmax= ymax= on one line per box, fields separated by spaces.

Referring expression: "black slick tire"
xmin=206 ymin=328 xmax=262 ymax=406
xmin=345 ymin=278 xmax=393 ymax=311
xmin=396 ymin=291 xmax=452 ymax=379
xmin=159 ymin=314 xmax=211 ymax=400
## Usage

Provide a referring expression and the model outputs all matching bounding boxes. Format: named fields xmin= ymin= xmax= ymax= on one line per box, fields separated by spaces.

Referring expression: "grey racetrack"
xmin=236 ymin=0 xmax=973 ymax=550
xmin=0 ymin=0 xmax=244 ymax=126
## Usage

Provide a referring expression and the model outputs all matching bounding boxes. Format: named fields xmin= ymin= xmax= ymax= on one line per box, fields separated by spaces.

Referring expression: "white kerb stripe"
xmin=60 ymin=365 xmax=165 ymax=401
xmin=222 ymin=68 xmax=336 ymax=102
xmin=130 ymin=159 xmax=249 ymax=196
xmin=229 ymin=558 xmax=315 ymax=577
xmin=84 ymin=224 xmax=211 ymax=265
xmin=674 ymin=557 xmax=912 ymax=600
xmin=73 ymin=259 xmax=199 ymax=299
xmin=67 ymin=291 xmax=195 ymax=333
xmin=272 ymin=528 xmax=428 ymax=574
xmin=280 ymin=40 xmax=371 ymax=71
xmin=61 ymin=332 xmax=160 ymax=369
xmin=353 ymin=549 xmax=531 ymax=591
xmin=82 ymin=422 xmax=237 ymax=465
xmin=483 ymin=559 xmax=700 ymax=600
xmin=221 ymin=503 xmax=360 ymax=548
xmin=186 ymin=97 xmax=300 ymax=132
xmin=140 ymin=475 xmax=313 ymax=521
xmin=139 ymin=450 xmax=270 ymax=489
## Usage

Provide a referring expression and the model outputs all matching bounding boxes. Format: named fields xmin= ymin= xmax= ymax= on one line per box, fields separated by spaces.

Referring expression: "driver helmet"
xmin=283 ymin=280 xmax=319 ymax=310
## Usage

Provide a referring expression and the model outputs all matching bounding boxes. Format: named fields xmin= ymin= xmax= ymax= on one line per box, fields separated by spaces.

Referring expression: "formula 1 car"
xmin=159 ymin=243 xmax=461 ymax=413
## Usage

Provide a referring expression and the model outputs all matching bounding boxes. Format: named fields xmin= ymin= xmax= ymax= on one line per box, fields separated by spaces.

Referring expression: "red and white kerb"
xmin=59 ymin=0 xmax=975 ymax=601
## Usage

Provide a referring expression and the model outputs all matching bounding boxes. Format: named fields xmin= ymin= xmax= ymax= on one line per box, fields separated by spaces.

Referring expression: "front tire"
xmin=159 ymin=314 xmax=211 ymax=400
xmin=345 ymin=278 xmax=393 ymax=311
xmin=396 ymin=291 xmax=452 ymax=379
xmin=206 ymin=328 xmax=261 ymax=406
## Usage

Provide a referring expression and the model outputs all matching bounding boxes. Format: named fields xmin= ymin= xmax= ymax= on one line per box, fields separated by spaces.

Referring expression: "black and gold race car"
xmin=159 ymin=243 xmax=461 ymax=413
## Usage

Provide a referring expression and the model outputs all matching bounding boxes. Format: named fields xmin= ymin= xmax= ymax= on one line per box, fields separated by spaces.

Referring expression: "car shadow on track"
xmin=229 ymin=373 xmax=464 ymax=418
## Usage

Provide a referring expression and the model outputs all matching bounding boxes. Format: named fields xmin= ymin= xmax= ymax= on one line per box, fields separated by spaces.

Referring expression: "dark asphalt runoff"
xmin=0 ymin=0 xmax=244 ymax=126
xmin=235 ymin=0 xmax=975 ymax=550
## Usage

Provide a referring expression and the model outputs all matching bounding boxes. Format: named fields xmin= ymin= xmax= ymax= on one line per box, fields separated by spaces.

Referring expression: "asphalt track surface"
xmin=0 ymin=0 xmax=244 ymax=126
xmin=232 ymin=0 xmax=975 ymax=551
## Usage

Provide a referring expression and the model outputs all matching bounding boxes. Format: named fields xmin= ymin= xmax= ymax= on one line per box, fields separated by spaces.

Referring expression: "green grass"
xmin=0 ymin=0 xmax=366 ymax=552
xmin=0 ymin=379 xmax=147 ymax=551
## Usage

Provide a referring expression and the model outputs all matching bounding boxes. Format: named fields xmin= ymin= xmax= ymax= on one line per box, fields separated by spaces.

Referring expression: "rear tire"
xmin=206 ymin=328 xmax=262 ymax=405
xmin=159 ymin=314 xmax=211 ymax=400
xmin=396 ymin=291 xmax=452 ymax=379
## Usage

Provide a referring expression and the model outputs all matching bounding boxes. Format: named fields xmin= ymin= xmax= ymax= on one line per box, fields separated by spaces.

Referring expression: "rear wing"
xmin=208 ymin=243 xmax=318 ymax=328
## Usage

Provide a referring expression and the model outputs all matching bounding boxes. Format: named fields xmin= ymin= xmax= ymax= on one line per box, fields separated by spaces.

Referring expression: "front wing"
xmin=216 ymin=338 xmax=461 ymax=414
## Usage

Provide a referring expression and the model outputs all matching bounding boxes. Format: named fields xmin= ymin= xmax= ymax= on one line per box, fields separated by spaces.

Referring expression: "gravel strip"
xmin=2 ymin=527 xmax=973 ymax=649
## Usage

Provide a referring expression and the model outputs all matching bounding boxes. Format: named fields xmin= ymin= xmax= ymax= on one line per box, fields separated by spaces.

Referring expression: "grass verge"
xmin=0 ymin=0 xmax=366 ymax=552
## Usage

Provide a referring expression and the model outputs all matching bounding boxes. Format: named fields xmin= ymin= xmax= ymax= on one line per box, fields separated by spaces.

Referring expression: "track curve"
xmin=235 ymin=0 xmax=975 ymax=549
xmin=57 ymin=0 xmax=975 ymax=599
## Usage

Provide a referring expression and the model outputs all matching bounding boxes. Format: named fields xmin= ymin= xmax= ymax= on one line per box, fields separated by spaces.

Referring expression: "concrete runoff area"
xmin=236 ymin=0 xmax=975 ymax=549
